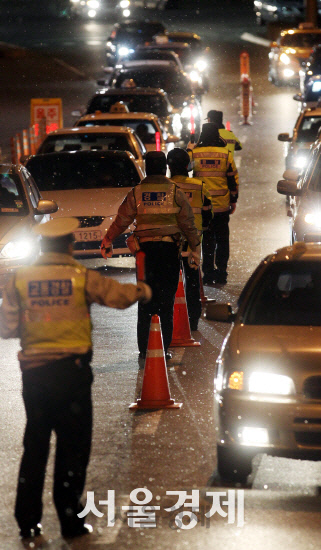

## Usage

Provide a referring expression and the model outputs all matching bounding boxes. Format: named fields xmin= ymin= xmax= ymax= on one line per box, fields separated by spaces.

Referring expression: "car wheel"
xmin=216 ymin=445 xmax=253 ymax=484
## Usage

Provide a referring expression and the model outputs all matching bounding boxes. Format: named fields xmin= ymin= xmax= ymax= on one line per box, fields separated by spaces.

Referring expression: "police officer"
xmin=205 ymin=110 xmax=242 ymax=155
xmin=189 ymin=123 xmax=239 ymax=286
xmin=100 ymin=151 xmax=200 ymax=359
xmin=0 ymin=218 xmax=151 ymax=540
xmin=167 ymin=147 xmax=212 ymax=331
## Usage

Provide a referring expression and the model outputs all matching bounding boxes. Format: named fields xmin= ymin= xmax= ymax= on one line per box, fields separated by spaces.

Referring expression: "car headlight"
xmin=87 ymin=0 xmax=99 ymax=8
xmin=118 ymin=46 xmax=133 ymax=57
xmin=189 ymin=70 xmax=200 ymax=83
xmin=1 ymin=239 xmax=36 ymax=260
xmin=181 ymin=105 xmax=196 ymax=119
xmin=283 ymin=69 xmax=295 ymax=78
xmin=280 ymin=53 xmax=291 ymax=65
xmin=266 ymin=4 xmax=277 ymax=11
xmin=249 ymin=372 xmax=295 ymax=395
xmin=194 ymin=59 xmax=207 ymax=72
xmin=304 ymin=211 xmax=321 ymax=228
xmin=120 ymin=0 xmax=130 ymax=7
xmin=294 ymin=155 xmax=308 ymax=169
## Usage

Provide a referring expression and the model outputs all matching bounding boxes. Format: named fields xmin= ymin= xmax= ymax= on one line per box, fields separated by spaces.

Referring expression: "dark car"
xmin=109 ymin=63 xmax=203 ymax=141
xmin=106 ymin=19 xmax=166 ymax=66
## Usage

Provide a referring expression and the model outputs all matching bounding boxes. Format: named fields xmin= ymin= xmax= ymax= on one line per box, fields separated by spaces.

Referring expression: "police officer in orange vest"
xmin=0 ymin=218 xmax=151 ymax=540
xmin=101 ymin=151 xmax=200 ymax=358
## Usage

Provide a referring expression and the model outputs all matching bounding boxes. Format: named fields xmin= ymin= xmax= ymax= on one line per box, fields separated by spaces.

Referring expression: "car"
xmin=77 ymin=86 xmax=200 ymax=143
xmin=254 ymin=0 xmax=305 ymax=26
xmin=206 ymin=240 xmax=321 ymax=483
xmin=277 ymin=140 xmax=321 ymax=243
xmin=109 ymin=63 xmax=203 ymax=142
xmin=74 ymin=106 xmax=180 ymax=153
xmin=116 ymin=48 xmax=184 ymax=71
xmin=163 ymin=31 xmax=210 ymax=89
xmin=105 ymin=19 xmax=166 ymax=66
xmin=293 ymin=74 xmax=321 ymax=109
xmin=277 ymin=106 xmax=321 ymax=171
xmin=75 ymin=86 xmax=176 ymax=132
xmin=36 ymin=125 xmax=146 ymax=173
xmin=70 ymin=0 xmax=109 ymax=19
xmin=0 ymin=163 xmax=57 ymax=292
xmin=24 ymin=150 xmax=143 ymax=262
xmin=268 ymin=24 xmax=321 ymax=86
xmin=299 ymin=44 xmax=321 ymax=93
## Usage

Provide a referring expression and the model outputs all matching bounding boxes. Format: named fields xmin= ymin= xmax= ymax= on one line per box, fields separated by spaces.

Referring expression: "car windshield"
xmin=25 ymin=154 xmax=140 ymax=191
xmin=115 ymin=69 xmax=192 ymax=95
xmin=78 ymin=119 xmax=159 ymax=144
xmin=297 ymin=115 xmax=321 ymax=141
xmin=242 ymin=261 xmax=321 ymax=325
xmin=87 ymin=94 xmax=170 ymax=118
xmin=281 ymin=33 xmax=321 ymax=48
xmin=0 ymin=172 xmax=27 ymax=215
xmin=38 ymin=132 xmax=138 ymax=157
xmin=116 ymin=23 xmax=164 ymax=44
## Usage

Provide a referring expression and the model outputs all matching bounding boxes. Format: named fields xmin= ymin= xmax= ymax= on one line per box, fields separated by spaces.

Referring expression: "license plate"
xmin=74 ymin=230 xmax=102 ymax=242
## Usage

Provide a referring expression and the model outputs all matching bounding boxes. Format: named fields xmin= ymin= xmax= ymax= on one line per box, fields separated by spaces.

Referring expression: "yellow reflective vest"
xmin=15 ymin=263 xmax=92 ymax=353
xmin=189 ymin=146 xmax=239 ymax=213
xmin=171 ymin=175 xmax=212 ymax=233
xmin=134 ymin=181 xmax=181 ymax=236
xmin=219 ymin=128 xmax=242 ymax=155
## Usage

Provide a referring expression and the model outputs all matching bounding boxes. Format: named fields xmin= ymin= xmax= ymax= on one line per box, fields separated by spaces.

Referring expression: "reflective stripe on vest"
xmin=134 ymin=182 xmax=180 ymax=233
xmin=191 ymin=146 xmax=231 ymax=211
xmin=171 ymin=175 xmax=204 ymax=232
xmin=15 ymin=264 xmax=92 ymax=352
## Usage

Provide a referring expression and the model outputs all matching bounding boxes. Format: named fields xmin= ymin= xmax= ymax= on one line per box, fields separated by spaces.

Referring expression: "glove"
xmin=188 ymin=245 xmax=201 ymax=270
xmin=137 ymin=282 xmax=152 ymax=304
xmin=100 ymin=235 xmax=113 ymax=259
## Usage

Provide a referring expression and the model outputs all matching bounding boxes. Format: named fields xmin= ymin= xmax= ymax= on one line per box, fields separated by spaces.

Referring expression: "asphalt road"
xmin=1 ymin=2 xmax=321 ymax=549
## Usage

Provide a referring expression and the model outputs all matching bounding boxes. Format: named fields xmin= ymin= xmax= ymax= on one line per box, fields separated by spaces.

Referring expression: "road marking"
xmin=134 ymin=410 xmax=163 ymax=434
xmin=54 ymin=57 xmax=86 ymax=77
xmin=241 ymin=32 xmax=271 ymax=48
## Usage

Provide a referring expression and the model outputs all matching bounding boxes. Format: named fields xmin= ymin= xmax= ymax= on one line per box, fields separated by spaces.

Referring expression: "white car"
xmin=293 ymin=75 xmax=321 ymax=111
xmin=74 ymin=108 xmax=180 ymax=153
xmin=0 ymin=164 xmax=57 ymax=292
xmin=24 ymin=150 xmax=144 ymax=264
xmin=36 ymin=125 xmax=146 ymax=173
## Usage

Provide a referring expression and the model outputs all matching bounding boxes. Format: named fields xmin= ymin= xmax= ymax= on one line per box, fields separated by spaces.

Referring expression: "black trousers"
xmin=182 ymin=256 xmax=201 ymax=325
xmin=15 ymin=354 xmax=93 ymax=534
xmin=137 ymin=241 xmax=180 ymax=354
xmin=202 ymin=211 xmax=230 ymax=277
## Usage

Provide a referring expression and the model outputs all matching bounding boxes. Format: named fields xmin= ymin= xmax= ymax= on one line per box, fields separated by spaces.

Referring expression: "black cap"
xmin=145 ymin=151 xmax=167 ymax=176
xmin=206 ymin=110 xmax=223 ymax=126
xmin=167 ymin=148 xmax=190 ymax=167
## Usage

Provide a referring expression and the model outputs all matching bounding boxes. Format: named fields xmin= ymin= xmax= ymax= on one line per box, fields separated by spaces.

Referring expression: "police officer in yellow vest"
xmin=167 ymin=148 xmax=212 ymax=331
xmin=189 ymin=123 xmax=239 ymax=285
xmin=206 ymin=110 xmax=242 ymax=155
xmin=0 ymin=218 xmax=151 ymax=540
xmin=100 ymin=151 xmax=200 ymax=359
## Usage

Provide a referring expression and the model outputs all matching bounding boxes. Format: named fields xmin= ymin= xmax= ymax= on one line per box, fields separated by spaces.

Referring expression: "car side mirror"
xmin=206 ymin=303 xmax=234 ymax=323
xmin=35 ymin=199 xmax=58 ymax=215
xmin=270 ymin=41 xmax=278 ymax=48
xmin=278 ymin=132 xmax=291 ymax=142
xmin=277 ymin=180 xmax=302 ymax=196
xmin=293 ymin=93 xmax=303 ymax=101
xmin=166 ymin=134 xmax=180 ymax=143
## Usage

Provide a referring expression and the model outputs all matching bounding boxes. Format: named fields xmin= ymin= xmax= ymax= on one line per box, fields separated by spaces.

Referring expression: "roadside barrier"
xmin=22 ymin=129 xmax=29 ymax=156
xmin=170 ymin=269 xmax=200 ymax=347
xmin=129 ymin=314 xmax=182 ymax=410
xmin=239 ymin=51 xmax=254 ymax=125
xmin=9 ymin=117 xmax=47 ymax=163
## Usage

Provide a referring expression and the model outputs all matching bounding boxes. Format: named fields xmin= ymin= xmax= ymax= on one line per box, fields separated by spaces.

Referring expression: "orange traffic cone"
xmin=170 ymin=270 xmax=200 ymax=347
xmin=199 ymin=268 xmax=216 ymax=305
xmin=129 ymin=315 xmax=182 ymax=410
